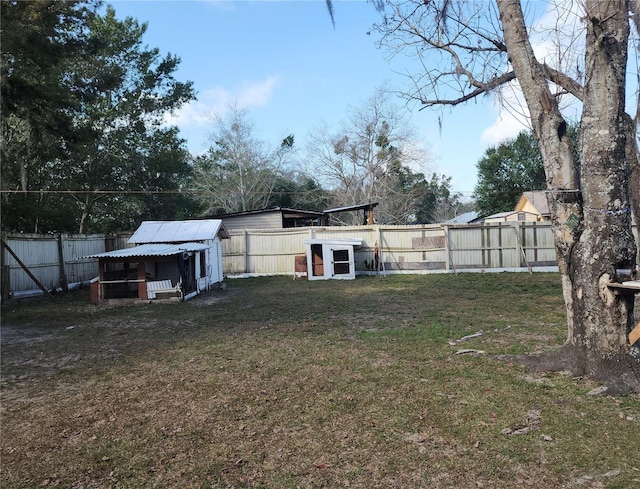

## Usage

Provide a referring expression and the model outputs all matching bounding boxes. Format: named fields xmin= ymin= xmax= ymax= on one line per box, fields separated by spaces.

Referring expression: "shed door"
xmin=330 ymin=246 xmax=354 ymax=279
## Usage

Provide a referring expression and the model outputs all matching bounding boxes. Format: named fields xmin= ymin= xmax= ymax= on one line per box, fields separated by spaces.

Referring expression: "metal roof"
xmin=303 ymin=238 xmax=364 ymax=247
xmin=84 ymin=242 xmax=209 ymax=260
xmin=209 ymin=207 xmax=325 ymax=218
xmin=444 ymin=211 xmax=480 ymax=224
xmin=323 ymin=202 xmax=378 ymax=214
xmin=129 ymin=219 xmax=228 ymax=244
xmin=519 ymin=191 xmax=550 ymax=216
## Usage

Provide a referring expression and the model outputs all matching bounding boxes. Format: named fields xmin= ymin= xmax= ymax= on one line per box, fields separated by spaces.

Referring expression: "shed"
xmin=83 ymin=219 xmax=229 ymax=302
xmin=302 ymin=238 xmax=363 ymax=280
xmin=324 ymin=202 xmax=379 ymax=225
xmin=210 ymin=207 xmax=327 ymax=230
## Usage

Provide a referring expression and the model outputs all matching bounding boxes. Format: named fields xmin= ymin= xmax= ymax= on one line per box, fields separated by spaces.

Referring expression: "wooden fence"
xmin=5 ymin=221 xmax=629 ymax=299
xmin=222 ymin=222 xmax=559 ymax=277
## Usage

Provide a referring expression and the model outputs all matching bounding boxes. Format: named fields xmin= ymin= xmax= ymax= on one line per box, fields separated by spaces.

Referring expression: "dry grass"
xmin=1 ymin=273 xmax=639 ymax=488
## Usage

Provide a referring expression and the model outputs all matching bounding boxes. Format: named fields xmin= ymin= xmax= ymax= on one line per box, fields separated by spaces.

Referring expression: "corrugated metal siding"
xmin=129 ymin=219 xmax=224 ymax=244
xmin=63 ymin=235 xmax=105 ymax=283
xmin=85 ymin=242 xmax=210 ymax=259
xmin=3 ymin=233 xmax=104 ymax=294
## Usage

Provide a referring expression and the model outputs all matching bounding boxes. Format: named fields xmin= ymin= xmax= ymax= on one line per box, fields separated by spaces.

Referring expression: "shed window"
xmin=332 ymin=249 xmax=351 ymax=275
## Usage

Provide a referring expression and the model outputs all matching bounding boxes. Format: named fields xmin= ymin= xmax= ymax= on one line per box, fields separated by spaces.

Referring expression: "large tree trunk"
xmin=497 ymin=0 xmax=640 ymax=393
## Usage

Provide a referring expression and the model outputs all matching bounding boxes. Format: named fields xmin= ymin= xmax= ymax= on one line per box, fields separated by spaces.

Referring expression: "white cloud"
xmin=481 ymin=113 xmax=527 ymax=147
xmin=481 ymin=82 xmax=531 ymax=147
xmin=236 ymin=76 xmax=280 ymax=109
xmin=164 ymin=75 xmax=280 ymax=128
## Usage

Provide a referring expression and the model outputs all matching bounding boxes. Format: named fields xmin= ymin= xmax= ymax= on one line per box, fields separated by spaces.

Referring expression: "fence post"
xmin=444 ymin=225 xmax=456 ymax=274
xmin=513 ymin=223 xmax=532 ymax=274
xmin=243 ymin=230 xmax=249 ymax=274
xmin=1 ymin=232 xmax=8 ymax=302
xmin=57 ymin=234 xmax=69 ymax=292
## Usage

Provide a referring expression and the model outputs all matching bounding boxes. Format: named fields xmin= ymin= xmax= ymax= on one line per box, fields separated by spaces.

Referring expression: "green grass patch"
xmin=2 ymin=273 xmax=638 ymax=488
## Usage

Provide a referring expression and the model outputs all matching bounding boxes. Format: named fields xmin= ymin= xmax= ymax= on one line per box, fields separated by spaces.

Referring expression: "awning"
xmin=83 ymin=242 xmax=209 ymax=260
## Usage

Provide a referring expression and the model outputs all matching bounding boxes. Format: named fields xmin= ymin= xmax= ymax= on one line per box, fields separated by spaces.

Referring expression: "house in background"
xmin=210 ymin=207 xmax=327 ymax=230
xmin=83 ymin=219 xmax=229 ymax=303
xmin=483 ymin=210 xmax=541 ymax=224
xmin=483 ymin=191 xmax=550 ymax=224
xmin=515 ymin=191 xmax=551 ymax=221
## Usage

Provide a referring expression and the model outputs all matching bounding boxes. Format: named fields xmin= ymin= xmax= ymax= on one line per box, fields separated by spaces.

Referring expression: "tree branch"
xmin=418 ymin=70 xmax=516 ymax=108
xmin=542 ymin=63 xmax=583 ymax=101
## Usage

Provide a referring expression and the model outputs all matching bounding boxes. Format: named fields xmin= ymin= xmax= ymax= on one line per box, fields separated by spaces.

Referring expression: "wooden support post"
xmin=513 ymin=223 xmax=532 ymax=274
xmin=377 ymin=226 xmax=384 ymax=273
xmin=1 ymin=265 xmax=9 ymax=302
xmin=629 ymin=322 xmax=640 ymax=346
xmin=1 ymin=232 xmax=8 ymax=302
xmin=137 ymin=261 xmax=147 ymax=300
xmin=1 ymin=238 xmax=53 ymax=298
xmin=244 ymin=230 xmax=249 ymax=274
xmin=444 ymin=225 xmax=457 ymax=274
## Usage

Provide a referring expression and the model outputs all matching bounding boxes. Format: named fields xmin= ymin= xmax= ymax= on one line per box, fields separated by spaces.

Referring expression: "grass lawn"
xmin=1 ymin=273 xmax=639 ymax=488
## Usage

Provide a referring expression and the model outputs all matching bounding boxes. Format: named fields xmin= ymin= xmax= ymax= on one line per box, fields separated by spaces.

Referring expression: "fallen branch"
xmin=448 ymin=331 xmax=482 ymax=346
xmin=453 ymin=349 xmax=485 ymax=355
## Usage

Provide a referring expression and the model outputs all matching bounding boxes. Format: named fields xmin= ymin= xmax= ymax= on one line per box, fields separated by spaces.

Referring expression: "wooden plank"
xmin=607 ymin=282 xmax=640 ymax=292
xmin=629 ymin=322 xmax=640 ymax=346
xmin=411 ymin=236 xmax=445 ymax=249
xmin=383 ymin=261 xmax=446 ymax=271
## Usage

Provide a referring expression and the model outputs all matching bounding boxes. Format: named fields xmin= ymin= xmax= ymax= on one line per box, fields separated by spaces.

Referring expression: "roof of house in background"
xmin=129 ymin=219 xmax=229 ymax=244
xmin=444 ymin=211 xmax=481 ymax=224
xmin=516 ymin=191 xmax=550 ymax=217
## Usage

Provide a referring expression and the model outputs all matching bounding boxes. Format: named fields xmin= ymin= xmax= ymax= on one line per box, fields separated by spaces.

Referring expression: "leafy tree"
xmin=474 ymin=131 xmax=546 ymax=216
xmin=1 ymin=2 xmax=196 ymax=233
xmin=371 ymin=0 xmax=640 ymax=393
xmin=413 ymin=173 xmax=462 ymax=224
xmin=63 ymin=7 xmax=195 ymax=233
xmin=1 ymin=0 xmax=97 ymax=231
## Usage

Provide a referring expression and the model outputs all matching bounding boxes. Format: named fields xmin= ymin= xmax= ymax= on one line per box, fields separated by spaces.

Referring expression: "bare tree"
xmin=193 ymin=106 xmax=283 ymax=215
xmin=306 ymin=88 xmax=432 ymax=224
xmin=372 ymin=0 xmax=640 ymax=393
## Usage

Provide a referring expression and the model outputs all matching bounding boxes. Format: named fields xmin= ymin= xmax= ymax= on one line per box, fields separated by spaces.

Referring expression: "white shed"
xmin=84 ymin=219 xmax=229 ymax=302
xmin=302 ymin=238 xmax=363 ymax=280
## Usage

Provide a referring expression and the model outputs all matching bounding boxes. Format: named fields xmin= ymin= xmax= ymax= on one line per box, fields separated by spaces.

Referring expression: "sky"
xmin=109 ymin=0 xmax=542 ymax=197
